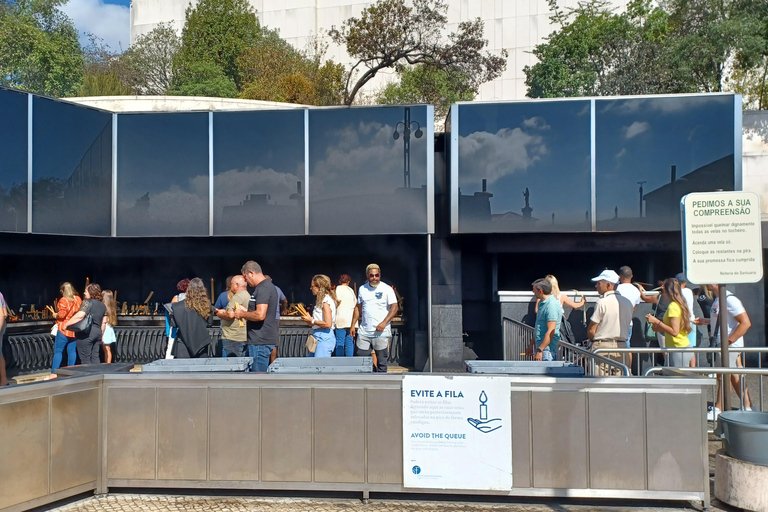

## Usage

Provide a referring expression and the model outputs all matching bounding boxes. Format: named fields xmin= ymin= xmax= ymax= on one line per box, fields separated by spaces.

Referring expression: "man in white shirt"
xmin=334 ymin=274 xmax=357 ymax=357
xmin=694 ymin=285 xmax=753 ymax=419
xmin=350 ymin=263 xmax=398 ymax=372
xmin=588 ymin=269 xmax=633 ymax=375
xmin=616 ymin=266 xmax=641 ymax=372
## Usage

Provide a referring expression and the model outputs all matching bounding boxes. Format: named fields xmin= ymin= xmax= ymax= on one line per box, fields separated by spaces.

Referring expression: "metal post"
xmin=427 ymin=233 xmax=433 ymax=373
xmin=403 ymin=106 xmax=411 ymax=188
xmin=719 ymin=284 xmax=731 ymax=412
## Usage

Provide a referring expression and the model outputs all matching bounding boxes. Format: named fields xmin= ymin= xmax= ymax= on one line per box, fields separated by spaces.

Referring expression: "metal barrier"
xmin=502 ymin=317 xmax=534 ymax=361
xmin=5 ymin=327 xmax=405 ymax=376
xmin=557 ymin=341 xmax=630 ymax=376
xmin=596 ymin=346 xmax=767 ymax=414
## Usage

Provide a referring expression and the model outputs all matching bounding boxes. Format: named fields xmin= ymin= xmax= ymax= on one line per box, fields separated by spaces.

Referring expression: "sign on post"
xmin=681 ymin=192 xmax=763 ymax=284
xmin=402 ymin=375 xmax=512 ymax=490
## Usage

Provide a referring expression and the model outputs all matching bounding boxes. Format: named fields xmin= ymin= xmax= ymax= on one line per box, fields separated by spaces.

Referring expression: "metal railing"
xmin=595 ymin=346 xmax=767 ymax=414
xmin=558 ymin=341 xmax=631 ymax=376
xmin=502 ymin=317 xmax=534 ymax=361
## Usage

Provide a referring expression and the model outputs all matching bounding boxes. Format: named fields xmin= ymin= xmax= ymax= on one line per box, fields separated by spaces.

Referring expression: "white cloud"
xmin=615 ymin=148 xmax=627 ymax=160
xmin=522 ymin=116 xmax=550 ymax=130
xmin=458 ymin=127 xmax=546 ymax=183
xmin=62 ymin=0 xmax=130 ymax=53
xmin=624 ymin=121 xmax=649 ymax=139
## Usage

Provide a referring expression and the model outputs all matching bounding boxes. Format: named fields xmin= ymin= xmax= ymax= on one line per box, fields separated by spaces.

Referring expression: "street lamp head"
xmin=414 ymin=128 xmax=423 ymax=138
xmin=393 ymin=131 xmax=400 ymax=140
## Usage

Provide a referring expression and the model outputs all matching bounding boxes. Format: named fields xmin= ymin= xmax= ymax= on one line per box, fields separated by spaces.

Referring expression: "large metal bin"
xmin=141 ymin=357 xmax=252 ymax=373
xmin=717 ymin=411 xmax=768 ymax=466
xmin=268 ymin=356 xmax=373 ymax=374
xmin=466 ymin=360 xmax=585 ymax=376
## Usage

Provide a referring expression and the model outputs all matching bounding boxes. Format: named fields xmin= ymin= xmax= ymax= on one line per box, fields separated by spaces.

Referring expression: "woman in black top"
xmin=63 ymin=283 xmax=107 ymax=365
xmin=170 ymin=278 xmax=212 ymax=358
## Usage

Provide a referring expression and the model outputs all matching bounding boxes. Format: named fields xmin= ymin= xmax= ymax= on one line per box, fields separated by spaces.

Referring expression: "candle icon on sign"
xmin=479 ymin=391 xmax=488 ymax=420
xmin=467 ymin=389 xmax=501 ymax=433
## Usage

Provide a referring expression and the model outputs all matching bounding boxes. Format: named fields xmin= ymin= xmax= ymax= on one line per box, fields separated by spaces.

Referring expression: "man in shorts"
xmin=350 ymin=263 xmax=398 ymax=373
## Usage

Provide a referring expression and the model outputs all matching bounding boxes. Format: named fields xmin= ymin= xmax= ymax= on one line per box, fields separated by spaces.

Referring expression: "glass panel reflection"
xmin=456 ymin=101 xmax=592 ymax=232
xmin=596 ymin=95 xmax=735 ymax=231
xmin=742 ymin=111 xmax=768 ymax=222
xmin=117 ymin=113 xmax=209 ymax=236
xmin=32 ymin=97 xmax=112 ymax=235
xmin=213 ymin=110 xmax=305 ymax=235
xmin=0 ymin=88 xmax=28 ymax=233
xmin=308 ymin=106 xmax=429 ymax=234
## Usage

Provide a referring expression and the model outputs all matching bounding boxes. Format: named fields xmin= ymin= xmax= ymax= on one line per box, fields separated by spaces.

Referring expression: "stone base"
xmin=714 ymin=450 xmax=768 ymax=511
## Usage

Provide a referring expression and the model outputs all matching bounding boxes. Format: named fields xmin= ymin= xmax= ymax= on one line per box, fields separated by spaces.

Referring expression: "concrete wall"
xmin=129 ymin=0 xmax=627 ymax=102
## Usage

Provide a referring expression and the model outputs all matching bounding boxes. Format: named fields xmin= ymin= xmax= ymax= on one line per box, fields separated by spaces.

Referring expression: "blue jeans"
xmin=52 ymin=331 xmax=77 ymax=372
xmin=334 ymin=328 xmax=354 ymax=357
xmin=222 ymin=339 xmax=248 ymax=358
xmin=313 ymin=329 xmax=335 ymax=357
xmin=248 ymin=344 xmax=275 ymax=372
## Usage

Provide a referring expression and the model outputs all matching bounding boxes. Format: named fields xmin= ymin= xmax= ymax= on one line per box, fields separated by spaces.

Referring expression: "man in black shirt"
xmin=234 ymin=260 xmax=279 ymax=372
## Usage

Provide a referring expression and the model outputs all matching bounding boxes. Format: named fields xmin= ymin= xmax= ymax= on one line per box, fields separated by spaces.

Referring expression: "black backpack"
xmin=559 ymin=315 xmax=576 ymax=345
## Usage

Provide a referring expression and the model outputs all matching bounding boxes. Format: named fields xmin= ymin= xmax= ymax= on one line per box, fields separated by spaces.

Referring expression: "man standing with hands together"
xmin=351 ymin=263 xmax=398 ymax=373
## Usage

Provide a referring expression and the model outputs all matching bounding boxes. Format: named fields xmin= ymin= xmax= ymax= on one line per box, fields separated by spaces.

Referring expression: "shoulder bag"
xmin=644 ymin=300 xmax=659 ymax=343
xmin=305 ymin=334 xmax=317 ymax=354
xmin=69 ymin=300 xmax=93 ymax=334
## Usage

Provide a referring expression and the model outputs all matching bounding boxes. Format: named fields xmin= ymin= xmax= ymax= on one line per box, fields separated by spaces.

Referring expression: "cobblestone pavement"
xmin=44 ymin=492 xmax=730 ymax=512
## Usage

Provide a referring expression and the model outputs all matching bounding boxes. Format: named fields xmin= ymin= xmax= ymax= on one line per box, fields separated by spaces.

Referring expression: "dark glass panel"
xmin=742 ymin=110 xmax=768 ymax=222
xmin=595 ymin=95 xmax=735 ymax=231
xmin=213 ymin=110 xmax=305 ymax=235
xmin=308 ymin=106 xmax=429 ymax=235
xmin=117 ymin=113 xmax=209 ymax=236
xmin=32 ymin=97 xmax=112 ymax=235
xmin=456 ymin=101 xmax=592 ymax=233
xmin=0 ymin=88 xmax=28 ymax=232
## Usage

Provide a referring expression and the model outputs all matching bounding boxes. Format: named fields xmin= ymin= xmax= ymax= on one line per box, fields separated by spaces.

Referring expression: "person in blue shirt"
xmin=531 ymin=278 xmax=562 ymax=361
xmin=214 ymin=276 xmax=233 ymax=310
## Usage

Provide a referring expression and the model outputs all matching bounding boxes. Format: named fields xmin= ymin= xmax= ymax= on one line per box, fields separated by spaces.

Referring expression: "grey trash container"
xmin=717 ymin=411 xmax=768 ymax=466
xmin=465 ymin=360 xmax=584 ymax=376
xmin=142 ymin=357 xmax=252 ymax=373
xmin=268 ymin=356 xmax=373 ymax=374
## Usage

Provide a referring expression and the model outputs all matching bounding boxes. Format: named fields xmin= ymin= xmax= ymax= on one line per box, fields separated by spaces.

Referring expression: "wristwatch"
xmin=536 ymin=348 xmax=543 ymax=353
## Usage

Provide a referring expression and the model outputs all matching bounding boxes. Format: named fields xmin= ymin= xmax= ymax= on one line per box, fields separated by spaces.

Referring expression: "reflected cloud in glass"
xmin=117 ymin=113 xmax=209 ymax=236
xmin=456 ymin=101 xmax=592 ymax=232
xmin=308 ymin=106 xmax=429 ymax=235
xmin=32 ymin=97 xmax=112 ymax=236
xmin=0 ymin=88 xmax=28 ymax=233
xmin=213 ymin=110 xmax=305 ymax=235
xmin=595 ymin=95 xmax=735 ymax=231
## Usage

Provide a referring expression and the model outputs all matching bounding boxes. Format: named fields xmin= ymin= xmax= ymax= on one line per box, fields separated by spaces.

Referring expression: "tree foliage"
xmin=169 ymin=60 xmax=238 ymax=98
xmin=525 ymin=0 xmax=768 ymax=98
xmin=0 ymin=0 xmax=83 ymax=96
xmin=120 ymin=23 xmax=181 ymax=95
xmin=174 ymin=0 xmax=260 ymax=90
xmin=329 ymin=0 xmax=507 ymax=105
xmin=238 ymin=33 xmax=344 ymax=105
xmin=378 ymin=65 xmax=473 ymax=120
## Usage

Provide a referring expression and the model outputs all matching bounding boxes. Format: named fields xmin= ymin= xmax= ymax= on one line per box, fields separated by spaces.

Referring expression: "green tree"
xmin=238 ymin=32 xmax=344 ymax=105
xmin=174 ymin=0 xmax=260 ymax=90
xmin=661 ymin=0 xmax=766 ymax=93
xmin=74 ymin=35 xmax=132 ymax=96
xmin=169 ymin=60 xmax=238 ymax=98
xmin=0 ymin=0 xmax=84 ymax=96
xmin=378 ymin=65 xmax=473 ymax=120
xmin=120 ymin=23 xmax=181 ymax=95
xmin=329 ymin=0 xmax=506 ymax=105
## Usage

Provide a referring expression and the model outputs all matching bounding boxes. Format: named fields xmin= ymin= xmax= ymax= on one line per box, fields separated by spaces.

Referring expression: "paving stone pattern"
xmin=48 ymin=493 xmax=727 ymax=512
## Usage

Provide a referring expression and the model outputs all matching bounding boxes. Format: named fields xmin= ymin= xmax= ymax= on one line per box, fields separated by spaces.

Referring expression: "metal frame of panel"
xmin=449 ymin=93 xmax=741 ymax=234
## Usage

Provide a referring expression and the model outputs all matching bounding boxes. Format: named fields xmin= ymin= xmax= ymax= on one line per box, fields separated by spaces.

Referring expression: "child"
xmin=102 ymin=290 xmax=118 ymax=363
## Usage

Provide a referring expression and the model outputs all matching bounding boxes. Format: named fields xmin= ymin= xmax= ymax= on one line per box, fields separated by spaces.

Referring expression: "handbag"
xmin=644 ymin=301 xmax=659 ymax=343
xmin=305 ymin=334 xmax=317 ymax=353
xmin=69 ymin=300 xmax=93 ymax=334
xmin=50 ymin=324 xmax=58 ymax=336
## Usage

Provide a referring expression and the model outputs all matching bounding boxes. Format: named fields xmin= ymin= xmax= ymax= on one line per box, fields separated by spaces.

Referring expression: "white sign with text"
xmin=682 ymin=192 xmax=763 ymax=284
xmin=402 ymin=375 xmax=512 ymax=490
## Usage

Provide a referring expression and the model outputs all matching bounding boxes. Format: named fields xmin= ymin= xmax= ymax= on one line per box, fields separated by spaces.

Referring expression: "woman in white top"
xmin=535 ymin=274 xmax=587 ymax=312
xmin=334 ymin=274 xmax=357 ymax=356
xmin=301 ymin=274 xmax=338 ymax=357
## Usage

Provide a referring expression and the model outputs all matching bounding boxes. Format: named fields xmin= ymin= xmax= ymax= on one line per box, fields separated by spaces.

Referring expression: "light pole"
xmin=393 ymin=107 xmax=423 ymax=188
xmin=638 ymin=181 xmax=646 ymax=217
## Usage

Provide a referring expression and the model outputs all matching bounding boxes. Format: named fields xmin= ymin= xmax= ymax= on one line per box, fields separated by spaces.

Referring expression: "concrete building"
xmin=129 ymin=0 xmax=627 ymax=102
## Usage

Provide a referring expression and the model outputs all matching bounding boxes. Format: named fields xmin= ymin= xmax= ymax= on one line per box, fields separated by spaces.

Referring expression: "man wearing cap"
xmin=587 ymin=269 xmax=633 ymax=374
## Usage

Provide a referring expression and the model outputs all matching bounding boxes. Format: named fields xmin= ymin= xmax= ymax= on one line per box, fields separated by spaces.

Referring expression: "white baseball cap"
xmin=591 ymin=269 xmax=620 ymax=284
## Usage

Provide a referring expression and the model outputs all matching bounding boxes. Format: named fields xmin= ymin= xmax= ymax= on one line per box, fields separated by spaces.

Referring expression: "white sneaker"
xmin=707 ymin=406 xmax=721 ymax=421
xmin=744 ymin=406 xmax=754 ymax=412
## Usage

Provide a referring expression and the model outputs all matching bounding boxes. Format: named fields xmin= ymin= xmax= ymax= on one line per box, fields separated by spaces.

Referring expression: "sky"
xmin=61 ymin=0 xmax=131 ymax=53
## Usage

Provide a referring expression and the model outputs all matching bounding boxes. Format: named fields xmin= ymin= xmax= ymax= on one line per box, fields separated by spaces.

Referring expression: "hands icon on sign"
xmin=467 ymin=417 xmax=502 ymax=433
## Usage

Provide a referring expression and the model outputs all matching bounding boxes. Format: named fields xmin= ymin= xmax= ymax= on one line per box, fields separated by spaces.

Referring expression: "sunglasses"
xmin=368 ymin=273 xmax=380 ymax=278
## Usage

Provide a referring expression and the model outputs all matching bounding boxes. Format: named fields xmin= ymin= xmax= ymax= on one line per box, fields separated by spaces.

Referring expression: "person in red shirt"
xmin=52 ymin=282 xmax=83 ymax=372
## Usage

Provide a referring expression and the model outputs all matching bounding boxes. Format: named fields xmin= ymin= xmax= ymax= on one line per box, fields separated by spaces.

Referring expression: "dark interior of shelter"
xmin=0 ymin=86 xmax=765 ymax=374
